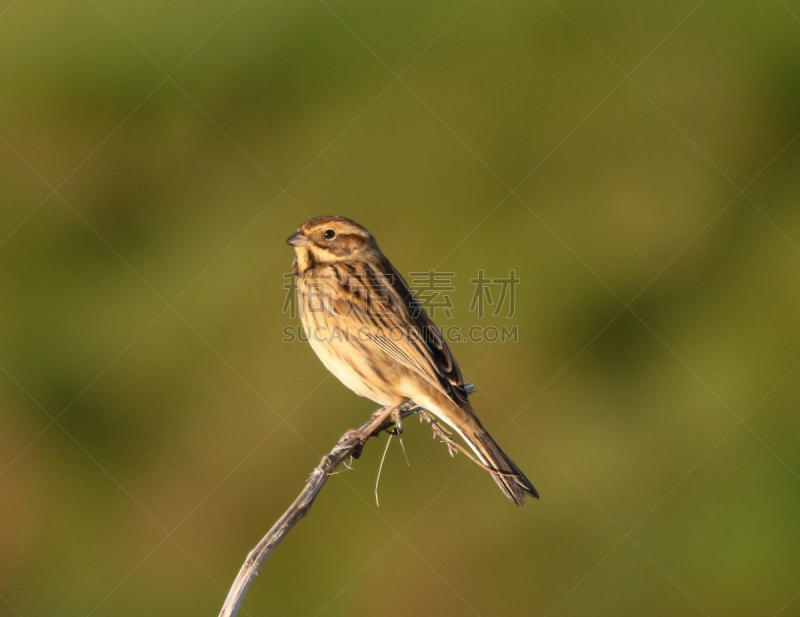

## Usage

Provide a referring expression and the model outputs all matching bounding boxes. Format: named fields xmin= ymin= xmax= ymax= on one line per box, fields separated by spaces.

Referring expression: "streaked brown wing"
xmin=363 ymin=256 xmax=471 ymax=410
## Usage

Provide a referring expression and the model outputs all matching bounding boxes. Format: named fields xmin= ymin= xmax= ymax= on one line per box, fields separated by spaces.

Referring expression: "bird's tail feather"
xmin=455 ymin=425 xmax=539 ymax=506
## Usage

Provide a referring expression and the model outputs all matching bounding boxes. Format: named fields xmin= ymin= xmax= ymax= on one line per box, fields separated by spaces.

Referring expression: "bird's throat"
xmin=293 ymin=246 xmax=317 ymax=275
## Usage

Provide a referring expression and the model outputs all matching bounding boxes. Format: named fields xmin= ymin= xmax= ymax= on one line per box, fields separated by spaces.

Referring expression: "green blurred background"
xmin=2 ymin=1 xmax=800 ymax=616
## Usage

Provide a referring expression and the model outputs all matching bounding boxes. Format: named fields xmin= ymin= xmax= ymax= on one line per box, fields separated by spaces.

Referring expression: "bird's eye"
xmin=324 ymin=229 xmax=336 ymax=240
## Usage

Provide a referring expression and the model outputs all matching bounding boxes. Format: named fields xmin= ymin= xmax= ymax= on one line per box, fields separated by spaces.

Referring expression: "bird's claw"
xmin=386 ymin=407 xmax=404 ymax=436
xmin=342 ymin=428 xmax=370 ymax=459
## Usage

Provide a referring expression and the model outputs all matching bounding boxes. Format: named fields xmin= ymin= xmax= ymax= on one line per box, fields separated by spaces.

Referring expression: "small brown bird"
xmin=286 ymin=216 xmax=538 ymax=505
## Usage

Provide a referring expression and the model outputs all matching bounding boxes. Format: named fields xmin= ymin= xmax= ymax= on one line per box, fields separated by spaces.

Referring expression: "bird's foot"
xmin=386 ymin=407 xmax=404 ymax=436
xmin=368 ymin=402 xmax=404 ymax=436
xmin=342 ymin=428 xmax=371 ymax=459
xmin=345 ymin=402 xmax=407 ymax=458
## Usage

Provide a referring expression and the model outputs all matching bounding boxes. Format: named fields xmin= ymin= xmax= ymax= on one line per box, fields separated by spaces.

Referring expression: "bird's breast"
xmin=296 ymin=277 xmax=398 ymax=406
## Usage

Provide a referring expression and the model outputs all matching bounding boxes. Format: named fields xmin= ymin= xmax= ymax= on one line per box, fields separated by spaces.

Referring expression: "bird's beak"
xmin=285 ymin=231 xmax=308 ymax=247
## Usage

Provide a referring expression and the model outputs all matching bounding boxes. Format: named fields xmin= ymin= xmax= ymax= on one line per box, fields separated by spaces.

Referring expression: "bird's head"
xmin=286 ymin=216 xmax=378 ymax=272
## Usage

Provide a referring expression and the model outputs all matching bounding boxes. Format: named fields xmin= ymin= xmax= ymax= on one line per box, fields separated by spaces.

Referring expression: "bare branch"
xmin=219 ymin=384 xmax=475 ymax=617
xmin=218 ymin=399 xmax=420 ymax=617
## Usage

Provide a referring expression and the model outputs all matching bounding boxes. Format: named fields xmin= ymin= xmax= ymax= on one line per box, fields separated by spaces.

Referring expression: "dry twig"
xmin=218 ymin=402 xmax=413 ymax=616
xmin=218 ymin=385 xmax=474 ymax=617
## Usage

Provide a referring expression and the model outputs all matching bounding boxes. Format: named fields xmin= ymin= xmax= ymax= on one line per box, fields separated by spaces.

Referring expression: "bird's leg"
xmin=386 ymin=405 xmax=404 ymax=436
xmin=341 ymin=427 xmax=371 ymax=460
xmin=342 ymin=402 xmax=402 ymax=459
